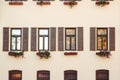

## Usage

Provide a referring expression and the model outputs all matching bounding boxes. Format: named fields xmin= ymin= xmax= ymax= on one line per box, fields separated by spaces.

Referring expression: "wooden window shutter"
xmin=3 ymin=27 xmax=9 ymax=51
xmin=31 ymin=28 xmax=37 ymax=51
xmin=50 ymin=28 xmax=56 ymax=51
xmin=109 ymin=27 xmax=115 ymax=51
xmin=90 ymin=27 xmax=95 ymax=51
xmin=78 ymin=27 xmax=83 ymax=51
xmin=58 ymin=27 xmax=64 ymax=51
xmin=23 ymin=28 xmax=28 ymax=51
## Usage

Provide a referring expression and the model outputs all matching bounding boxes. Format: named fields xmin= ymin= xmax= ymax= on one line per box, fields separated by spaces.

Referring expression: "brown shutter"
xmin=90 ymin=27 xmax=95 ymax=51
xmin=3 ymin=27 xmax=9 ymax=51
xmin=78 ymin=27 xmax=83 ymax=51
xmin=50 ymin=28 xmax=56 ymax=51
xmin=31 ymin=28 xmax=37 ymax=51
xmin=109 ymin=27 xmax=115 ymax=51
xmin=23 ymin=28 xmax=28 ymax=51
xmin=58 ymin=27 xmax=64 ymax=51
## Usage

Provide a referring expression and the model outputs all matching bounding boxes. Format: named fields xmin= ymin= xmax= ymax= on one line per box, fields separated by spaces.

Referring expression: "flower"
xmin=64 ymin=52 xmax=78 ymax=55
xmin=8 ymin=51 xmax=24 ymax=58
xmin=96 ymin=1 xmax=109 ymax=7
xmin=36 ymin=51 xmax=51 ymax=59
xmin=64 ymin=1 xmax=78 ymax=8
xmin=96 ymin=50 xmax=111 ymax=58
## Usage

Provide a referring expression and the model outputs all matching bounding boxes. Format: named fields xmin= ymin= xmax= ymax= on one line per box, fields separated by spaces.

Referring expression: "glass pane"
xmin=12 ymin=29 xmax=21 ymax=35
xmin=97 ymin=29 xmax=107 ymax=35
xmin=66 ymin=37 xmax=70 ymax=50
xmin=17 ymin=37 xmax=21 ymax=50
xmin=39 ymin=37 xmax=43 ymax=50
xmin=103 ymin=37 xmax=107 ymax=50
xmin=12 ymin=37 xmax=16 ymax=50
xmin=97 ymin=37 xmax=102 ymax=50
xmin=39 ymin=29 xmax=48 ymax=35
xmin=97 ymin=73 xmax=108 ymax=80
xmin=66 ymin=29 xmax=75 ymax=35
xmin=44 ymin=37 xmax=48 ymax=50
xmin=71 ymin=37 xmax=76 ymax=50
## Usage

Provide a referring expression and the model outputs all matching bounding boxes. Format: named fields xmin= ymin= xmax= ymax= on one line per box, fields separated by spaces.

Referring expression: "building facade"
xmin=0 ymin=0 xmax=120 ymax=80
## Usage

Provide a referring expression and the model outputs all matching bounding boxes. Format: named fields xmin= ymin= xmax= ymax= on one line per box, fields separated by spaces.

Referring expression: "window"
xmin=65 ymin=28 xmax=76 ymax=50
xmin=38 ymin=29 xmax=49 ymax=51
xmin=97 ymin=28 xmax=108 ymax=50
xmin=37 ymin=70 xmax=50 ymax=80
xmin=9 ymin=70 xmax=22 ymax=80
xmin=11 ymin=29 xmax=22 ymax=51
xmin=96 ymin=70 xmax=109 ymax=80
xmin=90 ymin=27 xmax=115 ymax=51
xmin=64 ymin=70 xmax=77 ymax=80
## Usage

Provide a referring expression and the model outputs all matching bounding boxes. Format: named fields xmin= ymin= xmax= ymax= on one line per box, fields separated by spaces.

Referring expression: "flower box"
xmin=8 ymin=51 xmax=24 ymax=57
xmin=64 ymin=1 xmax=78 ymax=8
xmin=36 ymin=1 xmax=51 ymax=5
xmin=95 ymin=1 xmax=109 ymax=7
xmin=96 ymin=50 xmax=111 ymax=58
xmin=36 ymin=51 xmax=51 ymax=59
xmin=64 ymin=52 xmax=78 ymax=55
xmin=9 ymin=1 xmax=23 ymax=5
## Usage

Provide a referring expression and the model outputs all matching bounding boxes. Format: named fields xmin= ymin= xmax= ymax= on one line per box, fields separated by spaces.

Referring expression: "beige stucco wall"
xmin=0 ymin=0 xmax=120 ymax=80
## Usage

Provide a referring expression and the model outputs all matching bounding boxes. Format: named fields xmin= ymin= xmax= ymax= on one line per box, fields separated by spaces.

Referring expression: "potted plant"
xmin=9 ymin=1 xmax=23 ymax=5
xmin=64 ymin=52 xmax=78 ymax=55
xmin=96 ymin=50 xmax=111 ymax=58
xmin=64 ymin=0 xmax=78 ymax=8
xmin=95 ymin=0 xmax=109 ymax=7
xmin=36 ymin=0 xmax=51 ymax=5
xmin=36 ymin=51 xmax=51 ymax=59
xmin=8 ymin=51 xmax=24 ymax=58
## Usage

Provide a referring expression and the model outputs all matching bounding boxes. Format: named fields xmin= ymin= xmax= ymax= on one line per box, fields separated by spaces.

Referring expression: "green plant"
xmin=8 ymin=51 xmax=24 ymax=58
xmin=36 ymin=51 xmax=51 ymax=59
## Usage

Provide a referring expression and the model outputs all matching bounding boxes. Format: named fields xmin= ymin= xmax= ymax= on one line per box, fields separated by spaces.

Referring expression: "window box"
xmin=9 ymin=1 xmax=23 ymax=5
xmin=36 ymin=51 xmax=51 ymax=59
xmin=64 ymin=52 xmax=78 ymax=55
xmin=95 ymin=1 xmax=109 ymax=7
xmin=36 ymin=1 xmax=51 ymax=5
xmin=64 ymin=1 xmax=78 ymax=8
xmin=8 ymin=51 xmax=24 ymax=58
xmin=96 ymin=50 xmax=111 ymax=58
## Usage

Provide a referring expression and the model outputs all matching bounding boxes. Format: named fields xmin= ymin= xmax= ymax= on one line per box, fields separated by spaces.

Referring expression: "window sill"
xmin=64 ymin=52 xmax=78 ymax=55
xmin=9 ymin=1 xmax=23 ymax=5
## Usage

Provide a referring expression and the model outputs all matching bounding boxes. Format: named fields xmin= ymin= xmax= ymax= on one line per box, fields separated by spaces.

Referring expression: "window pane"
xmin=97 ymin=29 xmax=107 ymax=35
xmin=39 ymin=37 xmax=43 ymax=50
xmin=39 ymin=29 xmax=48 ymax=35
xmin=66 ymin=37 xmax=70 ymax=50
xmin=12 ymin=29 xmax=21 ymax=35
xmin=97 ymin=37 xmax=102 ymax=50
xmin=12 ymin=37 xmax=16 ymax=50
xmin=17 ymin=37 xmax=21 ymax=50
xmin=71 ymin=37 xmax=76 ymax=50
xmin=66 ymin=29 xmax=75 ymax=35
xmin=103 ymin=37 xmax=107 ymax=50
xmin=44 ymin=37 xmax=48 ymax=50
